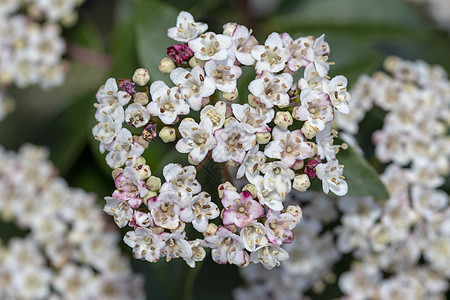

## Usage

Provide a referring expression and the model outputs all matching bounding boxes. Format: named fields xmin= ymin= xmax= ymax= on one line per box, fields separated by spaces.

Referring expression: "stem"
xmin=183 ymin=260 xmax=204 ymax=300
xmin=219 ymin=162 xmax=234 ymax=184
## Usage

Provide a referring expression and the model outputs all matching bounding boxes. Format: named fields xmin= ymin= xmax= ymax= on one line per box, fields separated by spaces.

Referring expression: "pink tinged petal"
xmin=222 ymin=209 xmax=237 ymax=226
xmin=232 ymin=149 xmax=247 ymax=164
xmin=246 ymin=200 xmax=264 ymax=220
xmin=222 ymin=189 xmax=240 ymax=207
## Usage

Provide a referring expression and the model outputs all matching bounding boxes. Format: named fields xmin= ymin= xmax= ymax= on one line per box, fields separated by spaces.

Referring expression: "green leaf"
xmin=134 ymin=0 xmax=178 ymax=83
xmin=337 ymin=145 xmax=389 ymax=200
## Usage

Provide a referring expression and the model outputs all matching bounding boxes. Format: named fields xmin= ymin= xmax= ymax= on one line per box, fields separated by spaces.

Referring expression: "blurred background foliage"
xmin=0 ymin=0 xmax=449 ymax=299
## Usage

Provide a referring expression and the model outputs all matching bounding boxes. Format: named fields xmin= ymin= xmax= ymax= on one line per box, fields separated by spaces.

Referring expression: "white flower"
xmin=411 ymin=186 xmax=448 ymax=220
xmin=103 ymin=197 xmax=133 ymax=228
xmin=212 ymin=119 xmax=256 ymax=163
xmin=176 ymin=117 xmax=216 ymax=164
xmin=180 ymin=192 xmax=220 ymax=232
xmin=248 ymin=71 xmax=293 ymax=108
xmin=189 ymin=32 xmax=233 ymax=61
xmin=170 ymin=66 xmax=215 ymax=111
xmin=293 ymin=88 xmax=334 ymax=131
xmin=251 ymin=175 xmax=286 ymax=211
xmin=148 ymin=80 xmax=189 ymax=124
xmin=236 ymin=145 xmax=266 ymax=181
xmin=264 ymin=209 xmax=298 ymax=246
xmin=160 ymin=231 xmax=192 ymax=262
xmin=167 ymin=11 xmax=208 ymax=42
xmin=125 ymin=103 xmax=150 ymax=128
xmin=184 ymin=239 xmax=207 ymax=268
xmin=159 ymin=163 xmax=201 ymax=206
xmin=249 ymin=244 xmax=289 ymax=269
xmin=251 ymin=32 xmax=291 ymax=73
xmin=227 ymin=24 xmax=259 ymax=66
xmin=124 ymin=228 xmax=165 ymax=262
xmin=92 ymin=114 xmax=122 ymax=154
xmin=105 ymin=128 xmax=145 ymax=168
xmin=204 ymin=60 xmax=242 ymax=93
xmin=315 ymin=158 xmax=348 ymax=196
xmin=260 ymin=161 xmax=295 ymax=196
xmin=315 ymin=123 xmax=338 ymax=161
xmin=310 ymin=34 xmax=330 ymax=77
xmin=205 ymin=227 xmax=249 ymax=266
xmin=231 ymin=103 xmax=274 ymax=133
xmin=264 ymin=126 xmax=311 ymax=167
xmin=12 ymin=265 xmax=52 ymax=299
xmin=200 ymin=101 xmax=227 ymax=131
xmin=281 ymin=33 xmax=315 ymax=73
xmin=240 ymin=221 xmax=268 ymax=252
xmin=322 ymin=75 xmax=351 ymax=114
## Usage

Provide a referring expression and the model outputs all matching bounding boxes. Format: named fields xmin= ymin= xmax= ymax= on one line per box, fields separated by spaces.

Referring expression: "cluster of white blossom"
xmin=336 ymin=57 xmax=450 ymax=299
xmin=92 ymin=11 xmax=350 ymax=269
xmin=234 ymin=191 xmax=341 ymax=299
xmin=0 ymin=0 xmax=85 ymax=120
xmin=0 ymin=144 xmax=145 ymax=300
xmin=406 ymin=0 xmax=450 ymax=33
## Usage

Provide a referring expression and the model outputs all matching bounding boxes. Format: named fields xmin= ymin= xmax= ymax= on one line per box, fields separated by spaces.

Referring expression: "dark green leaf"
xmin=337 ymin=145 xmax=389 ymax=200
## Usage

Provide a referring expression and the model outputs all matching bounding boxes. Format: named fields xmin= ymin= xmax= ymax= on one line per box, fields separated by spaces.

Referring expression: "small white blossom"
xmin=200 ymin=101 xmax=227 ymax=131
xmin=315 ymin=158 xmax=348 ymax=196
xmin=248 ymin=71 xmax=293 ymax=108
xmin=124 ymin=228 xmax=165 ymax=262
xmin=250 ymin=244 xmax=289 ymax=269
xmin=170 ymin=66 xmax=216 ymax=111
xmin=125 ymin=103 xmax=150 ymax=127
xmin=148 ymin=80 xmax=189 ymax=124
xmin=260 ymin=161 xmax=295 ymax=196
xmin=167 ymin=11 xmax=208 ymax=42
xmin=103 ymin=197 xmax=133 ymax=228
xmin=231 ymin=103 xmax=274 ymax=133
xmin=189 ymin=32 xmax=233 ymax=61
xmin=212 ymin=119 xmax=256 ymax=163
xmin=204 ymin=60 xmax=242 ymax=93
xmin=176 ymin=118 xmax=216 ymax=164
xmin=180 ymin=192 xmax=220 ymax=232
xmin=251 ymin=32 xmax=291 ymax=74
xmin=236 ymin=145 xmax=266 ymax=181
xmin=105 ymin=128 xmax=145 ymax=168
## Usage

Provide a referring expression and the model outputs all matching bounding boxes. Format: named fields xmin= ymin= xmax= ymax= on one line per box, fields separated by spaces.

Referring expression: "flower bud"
xmin=242 ymin=184 xmax=258 ymax=198
xmin=301 ymin=120 xmax=318 ymax=139
xmin=222 ymin=22 xmax=237 ymax=36
xmin=158 ymin=58 xmax=176 ymax=74
xmin=189 ymin=56 xmax=205 ymax=68
xmin=203 ymin=223 xmax=218 ymax=237
xmin=222 ymin=89 xmax=239 ymax=102
xmin=159 ymin=126 xmax=176 ymax=143
xmin=218 ymin=181 xmax=237 ymax=198
xmin=135 ymin=156 xmax=146 ymax=165
xmin=136 ymin=164 xmax=151 ymax=180
xmin=248 ymin=94 xmax=262 ymax=107
xmin=134 ymin=92 xmax=149 ymax=105
xmin=146 ymin=176 xmax=161 ymax=191
xmin=132 ymin=68 xmax=150 ymax=86
xmin=274 ymin=111 xmax=293 ymax=129
xmin=286 ymin=205 xmax=302 ymax=221
xmin=111 ymin=168 xmax=124 ymax=180
xmin=293 ymin=174 xmax=311 ymax=192
xmin=291 ymin=159 xmax=304 ymax=170
xmin=306 ymin=141 xmax=318 ymax=157
xmin=256 ymin=132 xmax=271 ymax=144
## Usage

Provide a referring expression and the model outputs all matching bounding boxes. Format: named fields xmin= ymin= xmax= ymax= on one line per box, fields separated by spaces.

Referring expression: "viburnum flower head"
xmin=91 ymin=10 xmax=351 ymax=271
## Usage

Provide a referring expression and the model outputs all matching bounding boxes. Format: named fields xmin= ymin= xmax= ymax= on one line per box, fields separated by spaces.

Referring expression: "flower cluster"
xmin=92 ymin=11 xmax=350 ymax=269
xmin=0 ymin=144 xmax=145 ymax=300
xmin=0 ymin=0 xmax=85 ymax=120
xmin=335 ymin=57 xmax=450 ymax=299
